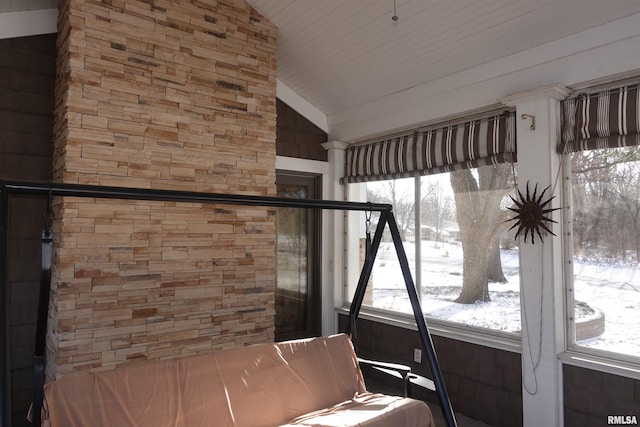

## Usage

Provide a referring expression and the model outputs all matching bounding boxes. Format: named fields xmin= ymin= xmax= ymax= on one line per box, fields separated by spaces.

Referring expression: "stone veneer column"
xmin=49 ymin=0 xmax=277 ymax=379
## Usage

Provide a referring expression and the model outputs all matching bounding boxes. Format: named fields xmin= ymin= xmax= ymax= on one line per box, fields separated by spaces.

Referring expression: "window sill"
xmin=335 ymin=307 xmax=640 ymax=381
xmin=335 ymin=305 xmax=521 ymax=354
xmin=559 ymin=350 xmax=640 ymax=381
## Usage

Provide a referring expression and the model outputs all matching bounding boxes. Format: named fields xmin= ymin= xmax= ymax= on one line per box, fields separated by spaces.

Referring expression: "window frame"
xmin=562 ymin=152 xmax=640 ymax=367
xmin=357 ymin=166 xmax=523 ymax=340
xmin=275 ymin=171 xmax=322 ymax=341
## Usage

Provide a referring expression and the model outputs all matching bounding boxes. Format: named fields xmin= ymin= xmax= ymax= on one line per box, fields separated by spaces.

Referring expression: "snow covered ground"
xmin=369 ymin=240 xmax=640 ymax=358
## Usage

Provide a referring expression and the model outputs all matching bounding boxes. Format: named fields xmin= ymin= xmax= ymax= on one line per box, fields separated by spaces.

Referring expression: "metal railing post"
xmin=1 ymin=185 xmax=10 ymax=427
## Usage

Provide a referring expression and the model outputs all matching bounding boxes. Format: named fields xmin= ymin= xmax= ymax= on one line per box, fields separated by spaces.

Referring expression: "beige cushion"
xmin=40 ymin=334 xmax=433 ymax=427
xmin=282 ymin=392 xmax=434 ymax=427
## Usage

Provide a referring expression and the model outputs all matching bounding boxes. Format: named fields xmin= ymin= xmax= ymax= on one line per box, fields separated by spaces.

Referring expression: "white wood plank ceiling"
xmin=3 ymin=0 xmax=640 ymax=139
xmin=247 ymin=0 xmax=640 ymax=118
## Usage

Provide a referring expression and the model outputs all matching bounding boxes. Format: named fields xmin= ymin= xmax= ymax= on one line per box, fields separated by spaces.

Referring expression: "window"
xmin=560 ymin=82 xmax=640 ymax=361
xmin=361 ymin=177 xmax=416 ymax=308
xmin=275 ymin=172 xmax=321 ymax=341
xmin=364 ymin=164 xmax=521 ymax=334
xmin=567 ymin=146 xmax=640 ymax=359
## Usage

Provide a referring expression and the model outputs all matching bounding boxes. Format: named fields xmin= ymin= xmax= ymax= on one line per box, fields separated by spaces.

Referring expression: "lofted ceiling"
xmin=247 ymin=0 xmax=640 ymax=131
xmin=3 ymin=0 xmax=640 ymax=140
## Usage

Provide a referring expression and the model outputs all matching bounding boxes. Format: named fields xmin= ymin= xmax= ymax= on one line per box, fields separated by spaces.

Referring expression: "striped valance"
xmin=560 ymin=83 xmax=640 ymax=153
xmin=343 ymin=112 xmax=516 ymax=184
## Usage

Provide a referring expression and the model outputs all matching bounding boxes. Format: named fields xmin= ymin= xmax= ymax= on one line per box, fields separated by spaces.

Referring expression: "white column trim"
xmin=321 ymin=141 xmax=349 ymax=151
xmin=320 ymin=142 xmax=348 ymax=335
xmin=501 ymin=85 xmax=572 ymax=106
xmin=275 ymin=156 xmax=329 ymax=177
xmin=500 ymin=85 xmax=570 ymax=427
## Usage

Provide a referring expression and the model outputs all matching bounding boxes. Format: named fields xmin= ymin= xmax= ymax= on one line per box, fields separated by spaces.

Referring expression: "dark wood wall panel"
xmin=0 ymin=33 xmax=56 ymax=427
xmin=276 ymin=99 xmax=328 ymax=162
xmin=564 ymin=364 xmax=640 ymax=426
xmin=0 ymin=34 xmax=55 ymax=181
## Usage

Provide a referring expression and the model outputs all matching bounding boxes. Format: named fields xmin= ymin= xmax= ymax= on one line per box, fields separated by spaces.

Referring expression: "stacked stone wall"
xmin=50 ymin=0 xmax=277 ymax=379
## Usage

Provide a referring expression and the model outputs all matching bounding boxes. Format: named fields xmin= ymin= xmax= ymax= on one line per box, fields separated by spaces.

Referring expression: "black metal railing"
xmin=0 ymin=180 xmax=456 ymax=427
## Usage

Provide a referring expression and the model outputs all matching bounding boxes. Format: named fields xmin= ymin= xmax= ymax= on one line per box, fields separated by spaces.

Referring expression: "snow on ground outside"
xmin=369 ymin=240 xmax=640 ymax=358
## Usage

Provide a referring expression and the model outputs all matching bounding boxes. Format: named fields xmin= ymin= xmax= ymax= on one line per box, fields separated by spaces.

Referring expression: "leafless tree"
xmin=450 ymin=164 xmax=513 ymax=303
xmin=367 ymin=179 xmax=415 ymax=241
xmin=571 ymin=147 xmax=640 ymax=262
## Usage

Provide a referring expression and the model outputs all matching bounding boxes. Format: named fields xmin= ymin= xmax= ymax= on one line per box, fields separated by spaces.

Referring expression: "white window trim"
xmin=336 ymin=305 xmax=521 ymax=354
xmin=275 ymin=155 xmax=332 ymax=335
xmin=559 ymin=351 xmax=640 ymax=381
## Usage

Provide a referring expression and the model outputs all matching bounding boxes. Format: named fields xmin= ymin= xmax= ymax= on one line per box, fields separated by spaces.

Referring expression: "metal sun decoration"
xmin=507 ymin=181 xmax=560 ymax=244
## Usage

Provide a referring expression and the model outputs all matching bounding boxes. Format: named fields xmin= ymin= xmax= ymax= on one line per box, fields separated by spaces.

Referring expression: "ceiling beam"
xmin=277 ymin=79 xmax=328 ymax=134
xmin=0 ymin=9 xmax=58 ymax=40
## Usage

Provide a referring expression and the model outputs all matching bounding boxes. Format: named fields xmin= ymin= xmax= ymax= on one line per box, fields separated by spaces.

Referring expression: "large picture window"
xmin=344 ymin=111 xmax=517 ymax=334
xmin=567 ymin=146 xmax=640 ymax=358
xmin=365 ymin=164 xmax=521 ymax=334
xmin=560 ymin=82 xmax=640 ymax=361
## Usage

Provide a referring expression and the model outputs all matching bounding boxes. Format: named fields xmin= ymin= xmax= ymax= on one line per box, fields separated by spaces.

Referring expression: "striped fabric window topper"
xmin=560 ymin=83 xmax=640 ymax=153
xmin=343 ymin=112 xmax=516 ymax=184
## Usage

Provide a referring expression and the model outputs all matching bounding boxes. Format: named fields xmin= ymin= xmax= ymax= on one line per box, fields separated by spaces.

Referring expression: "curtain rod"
xmin=1 ymin=180 xmax=392 ymax=212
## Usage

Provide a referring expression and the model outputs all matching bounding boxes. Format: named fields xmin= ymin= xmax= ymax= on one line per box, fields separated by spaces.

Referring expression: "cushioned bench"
xmin=36 ymin=333 xmax=434 ymax=427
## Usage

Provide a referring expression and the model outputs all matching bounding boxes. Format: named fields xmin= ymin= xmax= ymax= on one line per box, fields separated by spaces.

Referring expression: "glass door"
xmin=275 ymin=172 xmax=321 ymax=341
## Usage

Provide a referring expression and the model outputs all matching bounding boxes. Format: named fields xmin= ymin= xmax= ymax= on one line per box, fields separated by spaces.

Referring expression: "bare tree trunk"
xmin=451 ymin=165 xmax=511 ymax=303
xmin=487 ymin=239 xmax=507 ymax=283
xmin=454 ymin=230 xmax=491 ymax=302
xmin=450 ymin=169 xmax=492 ymax=302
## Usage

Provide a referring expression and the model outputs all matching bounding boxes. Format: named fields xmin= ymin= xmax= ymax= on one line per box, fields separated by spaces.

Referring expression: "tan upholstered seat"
xmin=38 ymin=334 xmax=434 ymax=427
